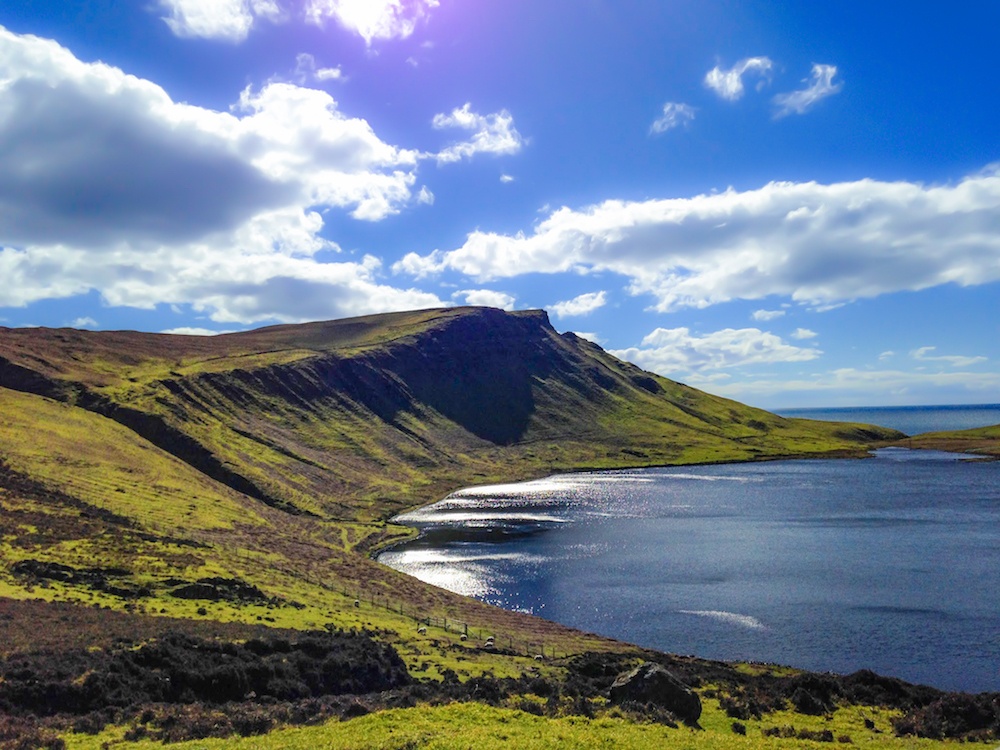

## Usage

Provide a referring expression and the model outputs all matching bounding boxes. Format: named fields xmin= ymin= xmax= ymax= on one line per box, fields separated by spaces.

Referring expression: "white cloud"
xmin=571 ymin=331 xmax=603 ymax=344
xmin=651 ymin=102 xmax=696 ymax=134
xmin=698 ymin=367 xmax=1000 ymax=409
xmin=752 ymin=309 xmax=785 ymax=321
xmin=158 ymin=0 xmax=283 ymax=42
xmin=910 ymin=346 xmax=987 ymax=368
xmin=773 ymin=64 xmax=843 ymax=118
xmin=500 ymin=174 xmax=515 ymax=184
xmin=791 ymin=328 xmax=818 ymax=340
xmin=305 ymin=0 xmax=439 ymax=45
xmin=453 ymin=289 xmax=516 ymax=311
xmin=294 ymin=53 xmax=343 ymax=84
xmin=704 ymin=57 xmax=773 ymax=101
xmin=395 ymin=167 xmax=1000 ymax=314
xmin=879 ymin=350 xmax=896 ymax=361
xmin=0 ymin=26 xmax=444 ymax=324
xmin=433 ymin=104 xmax=524 ymax=164
xmin=234 ymin=82 xmax=422 ymax=221
xmin=161 ymin=327 xmax=237 ymax=336
xmin=71 ymin=317 xmax=98 ymax=328
xmin=550 ymin=291 xmax=607 ymax=318
xmin=613 ymin=327 xmax=821 ymax=374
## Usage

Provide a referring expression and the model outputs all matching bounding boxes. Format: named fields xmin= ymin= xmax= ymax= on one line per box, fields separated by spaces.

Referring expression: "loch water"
xmin=380 ymin=448 xmax=1000 ymax=693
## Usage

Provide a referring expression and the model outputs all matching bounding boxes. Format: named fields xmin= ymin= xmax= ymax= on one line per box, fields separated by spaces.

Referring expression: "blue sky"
xmin=1 ymin=1 xmax=998 ymax=409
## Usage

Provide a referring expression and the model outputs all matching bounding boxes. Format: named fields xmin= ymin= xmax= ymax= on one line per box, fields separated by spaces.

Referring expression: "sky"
xmin=1 ymin=1 xmax=998 ymax=410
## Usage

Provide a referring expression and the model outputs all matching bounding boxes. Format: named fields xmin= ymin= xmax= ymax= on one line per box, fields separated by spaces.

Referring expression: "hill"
xmin=0 ymin=307 xmax=899 ymax=519
xmin=893 ymin=424 xmax=1000 ymax=458
xmin=3 ymin=306 xmax=970 ymax=749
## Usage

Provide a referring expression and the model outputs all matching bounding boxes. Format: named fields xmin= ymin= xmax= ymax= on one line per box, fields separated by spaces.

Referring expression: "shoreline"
xmin=375 ymin=445 xmax=1000 ymax=694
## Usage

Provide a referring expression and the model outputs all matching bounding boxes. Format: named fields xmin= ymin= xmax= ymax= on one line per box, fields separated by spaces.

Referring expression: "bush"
xmin=0 ymin=629 xmax=410 ymax=721
xmin=894 ymin=693 xmax=1000 ymax=740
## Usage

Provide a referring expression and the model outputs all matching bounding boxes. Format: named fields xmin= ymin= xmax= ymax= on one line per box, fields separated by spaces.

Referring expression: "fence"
xmin=337 ymin=585 xmax=567 ymax=661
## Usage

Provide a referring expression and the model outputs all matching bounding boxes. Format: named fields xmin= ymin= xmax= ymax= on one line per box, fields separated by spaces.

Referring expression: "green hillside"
xmin=893 ymin=423 xmax=1000 ymax=457
xmin=3 ymin=307 xmax=978 ymax=749
xmin=0 ymin=307 xmax=899 ymax=519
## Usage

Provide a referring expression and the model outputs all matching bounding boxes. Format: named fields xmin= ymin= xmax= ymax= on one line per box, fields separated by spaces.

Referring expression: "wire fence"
xmin=100 ymin=522 xmax=571 ymax=661
xmin=337 ymin=585 xmax=566 ymax=661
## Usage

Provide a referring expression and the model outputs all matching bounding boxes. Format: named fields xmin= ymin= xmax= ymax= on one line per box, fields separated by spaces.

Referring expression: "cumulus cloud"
xmin=71 ymin=317 xmax=98 ymax=328
xmin=697 ymin=367 xmax=1000 ymax=408
xmin=294 ymin=53 xmax=343 ymax=84
xmin=433 ymin=104 xmax=524 ymax=164
xmin=305 ymin=0 xmax=439 ymax=45
xmin=773 ymin=64 xmax=843 ymax=117
xmin=453 ymin=289 xmax=516 ymax=310
xmin=394 ymin=168 xmax=1000 ymax=313
xmin=704 ymin=57 xmax=773 ymax=101
xmin=0 ymin=26 xmax=444 ymax=324
xmin=651 ymin=102 xmax=696 ymax=134
xmin=159 ymin=0 xmax=283 ymax=42
xmin=612 ymin=327 xmax=821 ymax=374
xmin=550 ymin=291 xmax=607 ymax=318
xmin=500 ymin=174 xmax=515 ymax=184
xmin=571 ymin=331 xmax=603 ymax=344
xmin=911 ymin=346 xmax=987 ymax=368
xmin=160 ymin=0 xmax=439 ymax=45
xmin=791 ymin=328 xmax=818 ymax=340
xmin=752 ymin=309 xmax=785 ymax=321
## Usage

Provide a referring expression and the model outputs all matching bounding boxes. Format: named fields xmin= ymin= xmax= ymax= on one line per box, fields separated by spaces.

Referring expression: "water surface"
xmin=776 ymin=403 xmax=1000 ymax=436
xmin=380 ymin=449 xmax=1000 ymax=693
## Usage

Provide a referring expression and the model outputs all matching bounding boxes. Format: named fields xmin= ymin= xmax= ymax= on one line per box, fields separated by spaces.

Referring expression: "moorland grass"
xmin=62 ymin=700 xmax=959 ymax=750
xmin=0 ymin=308 xmax=945 ymax=749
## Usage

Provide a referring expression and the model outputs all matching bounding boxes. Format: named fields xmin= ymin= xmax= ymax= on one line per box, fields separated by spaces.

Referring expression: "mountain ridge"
xmin=0 ymin=306 xmax=901 ymax=524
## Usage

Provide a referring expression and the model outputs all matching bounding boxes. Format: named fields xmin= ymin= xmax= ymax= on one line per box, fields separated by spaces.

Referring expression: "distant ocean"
xmin=774 ymin=403 xmax=1000 ymax=436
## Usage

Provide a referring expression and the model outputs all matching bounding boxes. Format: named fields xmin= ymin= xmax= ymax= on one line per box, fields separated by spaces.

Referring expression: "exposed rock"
xmin=609 ymin=662 xmax=702 ymax=724
xmin=169 ymin=577 xmax=271 ymax=604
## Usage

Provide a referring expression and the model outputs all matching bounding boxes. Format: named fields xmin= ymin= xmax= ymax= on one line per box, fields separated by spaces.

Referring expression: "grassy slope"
xmin=66 ymin=701 xmax=956 ymax=750
xmin=892 ymin=424 xmax=1000 ymax=458
xmin=0 ymin=307 xmax=929 ymax=748
xmin=0 ymin=307 xmax=901 ymax=521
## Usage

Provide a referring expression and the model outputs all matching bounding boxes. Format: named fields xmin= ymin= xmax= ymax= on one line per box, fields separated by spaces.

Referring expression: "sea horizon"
xmin=774 ymin=402 xmax=1000 ymax=436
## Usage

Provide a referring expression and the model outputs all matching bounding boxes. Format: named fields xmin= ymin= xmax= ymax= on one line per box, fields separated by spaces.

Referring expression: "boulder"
xmin=609 ymin=662 xmax=702 ymax=724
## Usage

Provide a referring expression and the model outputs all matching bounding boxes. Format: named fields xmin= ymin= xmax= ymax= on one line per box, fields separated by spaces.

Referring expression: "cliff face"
xmin=0 ymin=307 xmax=902 ymax=521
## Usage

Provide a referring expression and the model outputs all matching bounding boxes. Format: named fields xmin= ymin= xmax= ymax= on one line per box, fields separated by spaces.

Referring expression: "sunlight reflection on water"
xmin=379 ymin=450 xmax=1000 ymax=692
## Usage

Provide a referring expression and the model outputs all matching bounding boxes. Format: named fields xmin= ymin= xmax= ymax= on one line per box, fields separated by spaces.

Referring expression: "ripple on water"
xmin=679 ymin=610 xmax=767 ymax=630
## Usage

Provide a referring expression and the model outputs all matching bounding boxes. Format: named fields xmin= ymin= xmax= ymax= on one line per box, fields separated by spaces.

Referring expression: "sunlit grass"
xmin=0 ymin=309 xmax=927 ymax=749
xmin=63 ymin=700 xmax=961 ymax=750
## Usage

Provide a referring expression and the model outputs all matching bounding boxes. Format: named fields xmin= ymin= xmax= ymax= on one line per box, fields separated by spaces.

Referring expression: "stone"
xmin=609 ymin=662 xmax=702 ymax=724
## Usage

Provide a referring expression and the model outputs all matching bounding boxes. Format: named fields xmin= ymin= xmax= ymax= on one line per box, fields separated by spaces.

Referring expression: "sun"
xmin=308 ymin=0 xmax=439 ymax=45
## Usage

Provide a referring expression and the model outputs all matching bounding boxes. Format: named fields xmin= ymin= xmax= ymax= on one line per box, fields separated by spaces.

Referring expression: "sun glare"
xmin=308 ymin=0 xmax=439 ymax=45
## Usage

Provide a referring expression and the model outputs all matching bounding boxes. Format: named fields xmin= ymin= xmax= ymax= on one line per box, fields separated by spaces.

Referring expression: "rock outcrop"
xmin=609 ymin=662 xmax=702 ymax=724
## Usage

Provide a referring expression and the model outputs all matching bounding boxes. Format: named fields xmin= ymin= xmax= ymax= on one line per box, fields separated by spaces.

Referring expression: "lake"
xmin=379 ymin=448 xmax=1000 ymax=693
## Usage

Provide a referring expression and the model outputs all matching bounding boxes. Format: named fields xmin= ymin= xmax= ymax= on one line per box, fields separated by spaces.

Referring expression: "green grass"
xmin=63 ymin=700 xmax=959 ymax=750
xmin=892 ymin=423 xmax=1000 ymax=457
xmin=0 ymin=308 xmax=929 ymax=749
